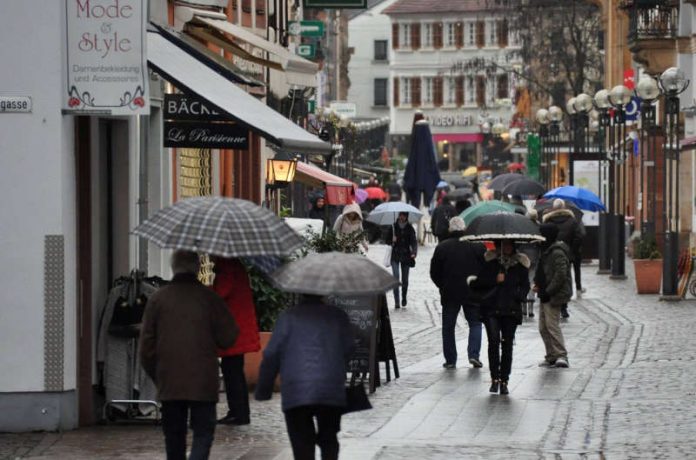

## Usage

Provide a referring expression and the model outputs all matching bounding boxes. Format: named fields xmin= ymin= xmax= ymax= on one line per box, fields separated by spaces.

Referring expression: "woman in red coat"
xmin=212 ymin=258 xmax=261 ymax=425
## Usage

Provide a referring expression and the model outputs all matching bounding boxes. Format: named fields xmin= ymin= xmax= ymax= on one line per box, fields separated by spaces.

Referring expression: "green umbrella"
xmin=459 ymin=200 xmax=515 ymax=225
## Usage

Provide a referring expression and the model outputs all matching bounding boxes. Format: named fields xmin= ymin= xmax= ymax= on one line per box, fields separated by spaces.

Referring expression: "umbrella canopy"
xmin=462 ymin=166 xmax=478 ymax=177
xmin=487 ymin=173 xmax=525 ymax=192
xmin=446 ymin=188 xmax=474 ymax=201
xmin=365 ymin=201 xmax=423 ymax=225
xmin=270 ymin=252 xmax=399 ymax=296
xmin=355 ymin=188 xmax=368 ymax=204
xmin=507 ymin=162 xmax=525 ymax=171
xmin=364 ymin=187 xmax=387 ymax=200
xmin=450 ymin=178 xmax=473 ymax=189
xmin=133 ymin=197 xmax=303 ymax=257
xmin=544 ymin=186 xmax=605 ymax=212
xmin=535 ymin=198 xmax=584 ymax=221
xmin=501 ymin=178 xmax=546 ymax=197
xmin=403 ymin=120 xmax=441 ymax=207
xmin=437 ymin=180 xmax=449 ymax=189
xmin=459 ymin=200 xmax=515 ymax=225
xmin=461 ymin=212 xmax=544 ymax=242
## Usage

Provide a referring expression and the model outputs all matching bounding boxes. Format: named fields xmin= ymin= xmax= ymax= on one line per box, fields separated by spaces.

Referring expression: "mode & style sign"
xmin=64 ymin=0 xmax=149 ymax=114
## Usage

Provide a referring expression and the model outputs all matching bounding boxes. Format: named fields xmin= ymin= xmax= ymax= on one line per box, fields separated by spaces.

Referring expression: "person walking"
xmin=518 ymin=209 xmax=541 ymax=318
xmin=430 ymin=217 xmax=486 ymax=369
xmin=139 ymin=250 xmax=239 ymax=460
xmin=430 ymin=196 xmax=457 ymax=243
xmin=255 ymin=294 xmax=354 ymax=460
xmin=333 ymin=202 xmax=369 ymax=252
xmin=471 ymin=240 xmax=530 ymax=395
xmin=308 ymin=195 xmax=328 ymax=223
xmin=386 ymin=211 xmax=418 ymax=308
xmin=534 ymin=224 xmax=572 ymax=368
xmin=212 ymin=257 xmax=260 ymax=426
xmin=542 ymin=199 xmax=584 ymax=318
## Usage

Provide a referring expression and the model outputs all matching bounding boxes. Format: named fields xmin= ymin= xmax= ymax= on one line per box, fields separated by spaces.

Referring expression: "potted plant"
xmin=632 ymin=234 xmax=662 ymax=294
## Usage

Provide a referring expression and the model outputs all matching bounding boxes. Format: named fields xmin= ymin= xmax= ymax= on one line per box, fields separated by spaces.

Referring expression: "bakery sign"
xmin=64 ymin=0 xmax=149 ymax=114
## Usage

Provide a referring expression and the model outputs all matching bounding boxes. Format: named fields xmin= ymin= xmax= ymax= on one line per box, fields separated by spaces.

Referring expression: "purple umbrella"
xmin=355 ymin=188 xmax=368 ymax=204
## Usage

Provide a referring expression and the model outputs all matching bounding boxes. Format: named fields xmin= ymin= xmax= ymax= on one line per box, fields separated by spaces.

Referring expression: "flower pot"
xmin=634 ymin=259 xmax=662 ymax=294
xmin=243 ymin=331 xmax=280 ymax=391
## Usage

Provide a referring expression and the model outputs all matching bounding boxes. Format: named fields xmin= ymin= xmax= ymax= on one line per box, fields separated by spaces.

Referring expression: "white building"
xmin=383 ymin=0 xmax=521 ymax=170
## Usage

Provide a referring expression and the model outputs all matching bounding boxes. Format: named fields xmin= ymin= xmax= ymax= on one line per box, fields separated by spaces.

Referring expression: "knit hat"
xmin=448 ymin=216 xmax=467 ymax=233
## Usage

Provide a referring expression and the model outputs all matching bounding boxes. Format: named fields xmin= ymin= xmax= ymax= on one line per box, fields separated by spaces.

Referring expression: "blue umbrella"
xmin=437 ymin=180 xmax=449 ymax=189
xmin=403 ymin=120 xmax=441 ymax=208
xmin=544 ymin=186 xmax=605 ymax=212
xmin=365 ymin=202 xmax=423 ymax=225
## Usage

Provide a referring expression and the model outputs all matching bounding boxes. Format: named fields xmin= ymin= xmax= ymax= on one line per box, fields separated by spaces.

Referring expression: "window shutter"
xmin=455 ymin=22 xmax=464 ymax=48
xmin=476 ymin=21 xmax=485 ymax=48
xmin=412 ymin=77 xmax=421 ymax=107
xmin=498 ymin=19 xmax=508 ymax=48
xmin=393 ymin=77 xmax=399 ymax=106
xmin=497 ymin=74 xmax=509 ymax=99
xmin=476 ymin=76 xmax=486 ymax=107
xmin=411 ymin=23 xmax=421 ymax=50
xmin=434 ymin=22 xmax=443 ymax=49
xmin=456 ymin=76 xmax=464 ymax=106
xmin=392 ymin=23 xmax=399 ymax=49
xmin=434 ymin=77 xmax=443 ymax=107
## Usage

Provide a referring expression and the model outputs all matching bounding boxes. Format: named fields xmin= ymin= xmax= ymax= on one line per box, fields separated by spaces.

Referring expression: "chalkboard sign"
xmin=328 ymin=295 xmax=379 ymax=375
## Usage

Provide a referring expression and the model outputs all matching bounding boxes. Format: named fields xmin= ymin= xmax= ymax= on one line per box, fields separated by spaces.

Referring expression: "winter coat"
xmin=471 ymin=251 xmax=530 ymax=323
xmin=430 ymin=203 xmax=457 ymax=238
xmin=386 ymin=222 xmax=418 ymax=263
xmin=534 ymin=241 xmax=572 ymax=305
xmin=333 ymin=203 xmax=368 ymax=250
xmin=212 ymin=258 xmax=261 ymax=357
xmin=308 ymin=205 xmax=327 ymax=221
xmin=139 ymin=273 xmax=239 ymax=402
xmin=255 ymin=302 xmax=354 ymax=411
xmin=430 ymin=236 xmax=486 ymax=305
xmin=542 ymin=209 xmax=584 ymax=254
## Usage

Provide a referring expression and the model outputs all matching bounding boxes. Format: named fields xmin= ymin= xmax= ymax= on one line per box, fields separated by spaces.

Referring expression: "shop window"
xmin=374 ymin=78 xmax=388 ymax=106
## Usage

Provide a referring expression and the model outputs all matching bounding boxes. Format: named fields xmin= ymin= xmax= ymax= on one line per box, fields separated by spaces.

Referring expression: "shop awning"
xmin=294 ymin=162 xmax=356 ymax=205
xmin=147 ymin=29 xmax=331 ymax=156
xmin=175 ymin=6 xmax=318 ymax=88
xmin=432 ymin=133 xmax=484 ymax=143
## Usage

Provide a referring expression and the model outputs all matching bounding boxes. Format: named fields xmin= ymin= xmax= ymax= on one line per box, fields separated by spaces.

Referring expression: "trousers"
xmin=220 ymin=355 xmax=250 ymax=420
xmin=161 ymin=400 xmax=216 ymax=460
xmin=441 ymin=300 xmax=482 ymax=365
xmin=284 ymin=405 xmax=342 ymax=460
xmin=483 ymin=315 xmax=518 ymax=381
xmin=538 ymin=302 xmax=568 ymax=362
xmin=391 ymin=260 xmax=410 ymax=304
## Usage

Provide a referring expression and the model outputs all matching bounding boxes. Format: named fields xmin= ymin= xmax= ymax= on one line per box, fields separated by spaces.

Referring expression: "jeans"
xmin=284 ymin=405 xmax=342 ymax=460
xmin=441 ymin=301 xmax=482 ymax=365
xmin=483 ymin=316 xmax=518 ymax=382
xmin=161 ymin=400 xmax=216 ymax=460
xmin=391 ymin=260 xmax=410 ymax=304
xmin=220 ymin=355 xmax=250 ymax=421
xmin=538 ymin=302 xmax=568 ymax=362
xmin=572 ymin=249 xmax=582 ymax=290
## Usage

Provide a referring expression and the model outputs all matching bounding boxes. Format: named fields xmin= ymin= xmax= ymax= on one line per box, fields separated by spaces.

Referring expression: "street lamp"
xmin=594 ymin=88 xmax=612 ymax=274
xmin=658 ymin=67 xmax=690 ymax=297
xmin=548 ymin=106 xmax=563 ymax=188
xmin=635 ymin=75 xmax=660 ymax=237
xmin=536 ymin=108 xmax=550 ymax=187
xmin=567 ymin=94 xmax=593 ymax=184
xmin=265 ymin=153 xmax=298 ymax=209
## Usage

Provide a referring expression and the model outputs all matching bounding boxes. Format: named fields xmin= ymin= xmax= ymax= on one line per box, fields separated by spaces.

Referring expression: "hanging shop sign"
xmin=164 ymin=121 xmax=249 ymax=149
xmin=302 ymin=0 xmax=367 ymax=8
xmin=64 ymin=0 xmax=149 ymax=114
xmin=164 ymin=93 xmax=226 ymax=121
xmin=288 ymin=20 xmax=325 ymax=37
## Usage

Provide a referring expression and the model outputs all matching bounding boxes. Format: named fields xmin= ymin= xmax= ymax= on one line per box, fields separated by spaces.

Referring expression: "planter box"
xmin=243 ymin=331 xmax=280 ymax=391
xmin=634 ymin=259 xmax=662 ymax=294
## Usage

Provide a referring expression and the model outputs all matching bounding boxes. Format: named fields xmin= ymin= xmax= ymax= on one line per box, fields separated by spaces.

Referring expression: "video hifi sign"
xmin=302 ymin=0 xmax=367 ymax=8
xmin=163 ymin=93 xmax=248 ymax=149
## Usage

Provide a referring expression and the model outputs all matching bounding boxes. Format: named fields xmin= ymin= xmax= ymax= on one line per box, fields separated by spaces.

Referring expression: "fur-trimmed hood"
xmin=484 ymin=250 xmax=531 ymax=269
xmin=542 ymin=208 xmax=575 ymax=223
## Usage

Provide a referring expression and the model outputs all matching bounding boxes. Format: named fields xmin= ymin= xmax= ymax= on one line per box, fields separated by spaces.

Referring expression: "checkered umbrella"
xmin=133 ymin=197 xmax=303 ymax=257
xmin=269 ymin=252 xmax=399 ymax=296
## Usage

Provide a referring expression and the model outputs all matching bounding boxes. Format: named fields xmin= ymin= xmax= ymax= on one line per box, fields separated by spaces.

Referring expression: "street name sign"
xmin=0 ymin=96 xmax=32 ymax=113
xmin=303 ymin=0 xmax=367 ymax=8
xmin=288 ymin=20 xmax=324 ymax=37
xmin=297 ymin=44 xmax=316 ymax=59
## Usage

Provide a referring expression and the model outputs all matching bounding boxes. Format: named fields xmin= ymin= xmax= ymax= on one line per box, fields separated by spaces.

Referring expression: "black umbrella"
xmin=501 ymin=178 xmax=546 ymax=197
xmin=487 ymin=173 xmax=525 ymax=192
xmin=446 ymin=188 xmax=474 ymax=201
xmin=535 ymin=199 xmax=584 ymax=221
xmin=461 ymin=212 xmax=544 ymax=242
xmin=450 ymin=178 xmax=473 ymax=189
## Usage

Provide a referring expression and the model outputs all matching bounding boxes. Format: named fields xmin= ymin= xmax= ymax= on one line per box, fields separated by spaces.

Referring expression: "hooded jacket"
xmin=534 ymin=241 xmax=572 ymax=305
xmin=333 ymin=203 xmax=368 ymax=250
xmin=542 ymin=208 xmax=584 ymax=253
xmin=471 ymin=250 xmax=530 ymax=323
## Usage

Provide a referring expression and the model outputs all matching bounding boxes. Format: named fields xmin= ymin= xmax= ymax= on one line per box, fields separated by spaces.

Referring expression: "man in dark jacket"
xmin=140 ymin=250 xmax=239 ymax=460
xmin=430 ymin=196 xmax=457 ymax=242
xmin=255 ymin=295 xmax=354 ymax=460
xmin=430 ymin=217 xmax=486 ymax=369
xmin=542 ymin=199 xmax=584 ymax=317
xmin=533 ymin=224 xmax=571 ymax=368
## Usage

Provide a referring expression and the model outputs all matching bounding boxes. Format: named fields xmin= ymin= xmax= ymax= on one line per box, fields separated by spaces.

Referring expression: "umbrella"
xmin=403 ymin=120 xmax=441 ymax=207
xmin=487 ymin=173 xmax=525 ymax=192
xmin=365 ymin=201 xmax=423 ymax=225
xmin=535 ymin=198 xmax=584 ymax=221
xmin=461 ymin=212 xmax=544 ymax=242
xmin=132 ymin=197 xmax=303 ymax=257
xmin=450 ymin=178 xmax=473 ymax=189
xmin=544 ymin=186 xmax=606 ymax=212
xmin=507 ymin=162 xmax=525 ymax=171
xmin=501 ymin=178 xmax=546 ymax=197
xmin=460 ymin=200 xmax=515 ymax=226
xmin=462 ymin=166 xmax=478 ymax=177
xmin=364 ymin=187 xmax=387 ymax=200
xmin=270 ymin=252 xmax=399 ymax=296
xmin=446 ymin=188 xmax=474 ymax=201
xmin=355 ymin=188 xmax=369 ymax=204
xmin=437 ymin=180 xmax=449 ymax=189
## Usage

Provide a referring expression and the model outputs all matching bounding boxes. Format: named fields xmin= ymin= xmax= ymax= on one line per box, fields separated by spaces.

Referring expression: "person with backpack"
xmin=430 ymin=196 xmax=457 ymax=242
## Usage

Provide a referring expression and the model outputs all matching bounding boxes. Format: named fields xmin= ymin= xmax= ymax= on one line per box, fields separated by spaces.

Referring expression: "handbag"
xmin=343 ymin=382 xmax=372 ymax=414
xmin=383 ymin=245 xmax=393 ymax=267
xmin=406 ymin=256 xmax=416 ymax=268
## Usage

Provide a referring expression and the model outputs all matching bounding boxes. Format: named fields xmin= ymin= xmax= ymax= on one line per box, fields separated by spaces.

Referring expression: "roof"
xmin=384 ymin=0 xmax=495 ymax=15
xmin=346 ymin=0 xmax=392 ymax=19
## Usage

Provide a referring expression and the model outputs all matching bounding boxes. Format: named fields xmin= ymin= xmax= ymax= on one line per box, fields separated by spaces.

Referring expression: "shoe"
xmin=499 ymin=381 xmax=509 ymax=395
xmin=401 ymin=298 xmax=407 ymax=307
xmin=468 ymin=358 xmax=483 ymax=368
xmin=554 ymin=357 xmax=569 ymax=368
xmin=561 ymin=307 xmax=570 ymax=319
xmin=528 ymin=312 xmax=535 ymax=318
xmin=395 ymin=306 xmax=400 ymax=309
xmin=489 ymin=380 xmax=499 ymax=393
xmin=218 ymin=415 xmax=250 ymax=425
xmin=576 ymin=291 xmax=582 ymax=299
xmin=442 ymin=362 xmax=456 ymax=370
xmin=580 ymin=288 xmax=587 ymax=293
xmin=538 ymin=359 xmax=555 ymax=367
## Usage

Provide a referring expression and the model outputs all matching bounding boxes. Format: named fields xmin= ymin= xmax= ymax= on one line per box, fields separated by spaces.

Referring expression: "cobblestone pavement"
xmin=2 ymin=243 xmax=696 ymax=459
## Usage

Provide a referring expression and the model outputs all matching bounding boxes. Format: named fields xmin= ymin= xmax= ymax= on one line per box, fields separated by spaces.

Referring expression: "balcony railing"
xmin=620 ymin=0 xmax=679 ymax=42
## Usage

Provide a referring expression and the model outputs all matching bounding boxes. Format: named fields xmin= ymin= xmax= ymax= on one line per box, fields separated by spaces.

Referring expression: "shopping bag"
xmin=382 ymin=246 xmax=392 ymax=267
xmin=343 ymin=383 xmax=372 ymax=414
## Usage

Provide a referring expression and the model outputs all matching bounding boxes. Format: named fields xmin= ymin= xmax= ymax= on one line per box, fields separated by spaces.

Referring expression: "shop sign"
xmin=163 ymin=121 xmax=248 ymax=149
xmin=297 ymin=44 xmax=316 ymax=59
xmin=0 ymin=96 xmax=32 ymax=113
xmin=302 ymin=0 xmax=367 ymax=8
xmin=329 ymin=101 xmax=357 ymax=118
xmin=288 ymin=21 xmax=325 ymax=37
xmin=64 ymin=0 xmax=149 ymax=114
xmin=164 ymin=94 xmax=226 ymax=121
xmin=428 ymin=114 xmax=473 ymax=127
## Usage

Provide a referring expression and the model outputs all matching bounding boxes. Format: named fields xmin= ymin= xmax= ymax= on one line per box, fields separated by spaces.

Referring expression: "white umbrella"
xmin=365 ymin=202 xmax=423 ymax=225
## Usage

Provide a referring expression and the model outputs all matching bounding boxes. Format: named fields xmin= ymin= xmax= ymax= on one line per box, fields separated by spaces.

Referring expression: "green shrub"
xmin=633 ymin=234 xmax=661 ymax=260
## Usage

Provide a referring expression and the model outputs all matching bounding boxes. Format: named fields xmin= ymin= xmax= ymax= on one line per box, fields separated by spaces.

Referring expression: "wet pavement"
xmin=2 ymin=243 xmax=696 ymax=459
